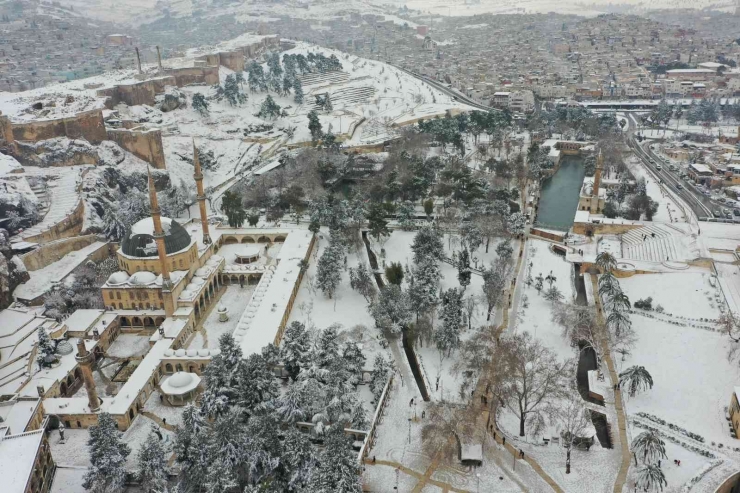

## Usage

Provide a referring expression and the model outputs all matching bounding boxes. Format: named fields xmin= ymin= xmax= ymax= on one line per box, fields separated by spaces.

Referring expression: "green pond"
xmin=535 ymin=155 xmax=586 ymax=232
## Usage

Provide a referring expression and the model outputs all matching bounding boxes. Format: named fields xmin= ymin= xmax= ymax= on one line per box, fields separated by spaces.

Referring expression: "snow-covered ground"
xmin=372 ymin=230 xmax=505 ymax=403
xmin=613 ymin=269 xmax=740 ymax=490
xmin=511 ymin=239 xmax=576 ymax=361
xmin=187 ymin=283 xmax=255 ymax=350
xmin=105 ymin=333 xmax=152 ymax=359
xmin=286 ymin=232 xmax=387 ymax=367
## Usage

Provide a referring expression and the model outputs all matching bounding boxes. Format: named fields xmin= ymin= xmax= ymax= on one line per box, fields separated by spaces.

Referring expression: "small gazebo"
xmin=235 ymin=246 xmax=261 ymax=265
xmin=160 ymin=371 xmax=201 ymax=406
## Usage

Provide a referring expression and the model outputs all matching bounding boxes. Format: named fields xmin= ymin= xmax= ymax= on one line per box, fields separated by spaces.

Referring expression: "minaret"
xmin=148 ymin=167 xmax=172 ymax=290
xmin=75 ymin=339 xmax=100 ymax=412
xmin=148 ymin=168 xmax=175 ymax=316
xmin=193 ymin=141 xmax=212 ymax=245
xmin=591 ymin=150 xmax=604 ymax=213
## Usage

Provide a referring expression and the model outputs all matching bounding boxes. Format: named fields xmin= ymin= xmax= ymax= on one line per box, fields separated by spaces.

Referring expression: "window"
xmin=116 ymin=291 xmax=121 ymax=300
xmin=179 ymin=259 xmax=184 ymax=268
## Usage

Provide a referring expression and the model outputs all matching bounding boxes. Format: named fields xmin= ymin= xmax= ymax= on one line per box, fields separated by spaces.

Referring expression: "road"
xmin=626 ymin=114 xmax=723 ymax=220
xmin=392 ymin=65 xmax=494 ymax=112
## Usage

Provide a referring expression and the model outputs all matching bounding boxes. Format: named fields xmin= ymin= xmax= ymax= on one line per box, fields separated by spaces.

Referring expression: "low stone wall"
xmin=530 ymin=228 xmax=565 ymax=242
xmin=22 ymin=198 xmax=85 ymax=244
xmin=20 ymin=234 xmax=100 ymax=271
xmin=11 ymin=109 xmax=106 ymax=145
xmin=572 ymin=221 xmax=643 ymax=236
xmin=106 ymin=128 xmax=166 ymax=169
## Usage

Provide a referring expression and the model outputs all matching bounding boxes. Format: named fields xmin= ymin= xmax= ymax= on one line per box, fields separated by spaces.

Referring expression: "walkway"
xmin=590 ymin=276 xmax=632 ymax=493
xmin=364 ymin=458 xmax=471 ymax=493
xmin=183 ymin=286 xmax=226 ymax=349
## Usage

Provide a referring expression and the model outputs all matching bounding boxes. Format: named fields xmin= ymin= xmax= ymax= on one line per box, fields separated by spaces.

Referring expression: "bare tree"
xmin=550 ymin=390 xmax=592 ymax=474
xmin=492 ymin=331 xmax=573 ymax=436
xmin=420 ymin=402 xmax=479 ymax=462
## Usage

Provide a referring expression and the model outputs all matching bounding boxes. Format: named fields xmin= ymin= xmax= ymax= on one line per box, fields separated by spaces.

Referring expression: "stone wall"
xmin=11 ymin=109 xmax=106 ymax=145
xmin=168 ymin=66 xmax=219 ymax=86
xmin=530 ymin=228 xmax=565 ymax=242
xmin=0 ymin=114 xmax=16 ymax=154
xmin=22 ymin=198 xmax=85 ymax=244
xmin=106 ymin=128 xmax=166 ymax=169
xmin=97 ymin=68 xmax=217 ymax=109
xmin=19 ymin=234 xmax=101 ymax=271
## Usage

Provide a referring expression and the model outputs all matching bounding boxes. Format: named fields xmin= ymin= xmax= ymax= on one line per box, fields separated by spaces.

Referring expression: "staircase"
xmin=621 ymin=224 xmax=683 ymax=262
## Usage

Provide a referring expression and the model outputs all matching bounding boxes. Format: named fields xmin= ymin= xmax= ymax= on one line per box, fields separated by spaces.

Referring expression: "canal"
xmin=535 ymin=155 xmax=586 ymax=232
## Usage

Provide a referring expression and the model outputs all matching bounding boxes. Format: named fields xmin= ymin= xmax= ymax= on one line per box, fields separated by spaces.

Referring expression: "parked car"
xmin=676 ymin=183 xmax=683 ymax=190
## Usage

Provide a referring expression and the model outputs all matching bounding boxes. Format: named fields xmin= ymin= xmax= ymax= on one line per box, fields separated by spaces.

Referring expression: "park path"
xmin=590 ymin=276 xmax=632 ymax=493
xmin=474 ymin=236 xmax=565 ymax=493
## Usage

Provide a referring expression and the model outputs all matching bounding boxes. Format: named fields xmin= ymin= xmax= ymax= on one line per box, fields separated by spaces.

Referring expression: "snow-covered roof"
xmin=0 ymin=397 xmax=41 ymax=435
xmin=0 ymin=428 xmax=44 ymax=493
xmin=460 ymin=443 xmax=483 ymax=462
xmin=63 ymin=309 xmax=104 ymax=334
xmin=689 ymin=163 xmax=712 ymax=174
xmin=232 ymin=230 xmax=313 ymax=356
xmin=160 ymin=372 xmax=201 ymax=396
xmin=149 ymin=318 xmax=187 ymax=343
xmin=107 ymin=339 xmax=172 ymax=415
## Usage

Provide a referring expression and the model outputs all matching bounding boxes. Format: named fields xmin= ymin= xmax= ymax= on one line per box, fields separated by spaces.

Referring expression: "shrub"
xmin=634 ymin=297 xmax=653 ymax=310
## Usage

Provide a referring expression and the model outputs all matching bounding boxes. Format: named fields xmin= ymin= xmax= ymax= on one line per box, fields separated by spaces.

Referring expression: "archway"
xmin=274 ymin=236 xmax=286 ymax=243
xmin=60 ymin=382 xmax=67 ymax=396
xmin=165 ymin=363 xmax=173 ymax=373
xmin=242 ymin=237 xmax=256 ymax=243
xmin=144 ymin=317 xmax=154 ymax=327
xmin=132 ymin=317 xmax=142 ymax=326
xmin=257 ymin=236 xmax=270 ymax=243
xmin=224 ymin=236 xmax=238 ymax=245
xmin=155 ymin=317 xmax=165 ymax=326
xmin=120 ymin=316 xmax=131 ymax=327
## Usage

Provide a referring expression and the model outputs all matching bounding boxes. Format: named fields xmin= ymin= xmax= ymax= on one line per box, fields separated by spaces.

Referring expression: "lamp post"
xmin=476 ymin=473 xmax=480 ymax=493
xmin=408 ymin=417 xmax=412 ymax=444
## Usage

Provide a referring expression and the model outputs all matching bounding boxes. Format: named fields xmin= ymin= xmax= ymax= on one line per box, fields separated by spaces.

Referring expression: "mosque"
xmin=1 ymin=142 xmax=315 ymax=436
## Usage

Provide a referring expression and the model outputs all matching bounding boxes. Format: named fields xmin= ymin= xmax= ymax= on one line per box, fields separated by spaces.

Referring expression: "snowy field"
xmin=511 ymin=239 xmax=576 ymax=361
xmin=286 ymin=232 xmax=389 ymax=368
xmin=614 ymin=269 xmax=740 ymax=493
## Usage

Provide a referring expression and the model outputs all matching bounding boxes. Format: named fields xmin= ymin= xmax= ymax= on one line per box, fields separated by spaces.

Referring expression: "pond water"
xmin=535 ymin=155 xmax=586 ymax=231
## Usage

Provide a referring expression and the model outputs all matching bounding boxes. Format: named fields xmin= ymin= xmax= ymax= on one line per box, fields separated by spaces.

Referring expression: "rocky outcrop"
xmin=0 ymin=230 xmax=30 ymax=309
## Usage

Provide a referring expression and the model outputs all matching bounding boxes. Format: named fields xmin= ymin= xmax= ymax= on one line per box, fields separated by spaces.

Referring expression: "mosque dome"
xmin=129 ymin=271 xmax=157 ymax=286
xmin=120 ymin=217 xmax=192 ymax=258
xmin=107 ymin=271 xmax=130 ymax=286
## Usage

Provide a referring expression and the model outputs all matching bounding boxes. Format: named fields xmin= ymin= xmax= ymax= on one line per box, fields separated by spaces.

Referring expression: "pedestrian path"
xmin=590 ymin=276 xmax=632 ymax=493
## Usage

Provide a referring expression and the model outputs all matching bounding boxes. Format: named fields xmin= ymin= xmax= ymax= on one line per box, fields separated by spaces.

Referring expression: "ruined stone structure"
xmin=198 ymin=51 xmax=245 ymax=72
xmin=107 ymin=127 xmax=166 ymax=169
xmin=10 ymin=109 xmax=106 ymax=145
xmin=97 ymin=67 xmax=219 ymax=108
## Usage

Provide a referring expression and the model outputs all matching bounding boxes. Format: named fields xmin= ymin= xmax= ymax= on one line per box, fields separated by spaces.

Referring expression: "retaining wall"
xmin=22 ymin=198 xmax=85 ymax=244
xmin=20 ymin=234 xmax=100 ymax=271
xmin=106 ymin=128 xmax=166 ymax=168
xmin=11 ymin=109 xmax=106 ymax=145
